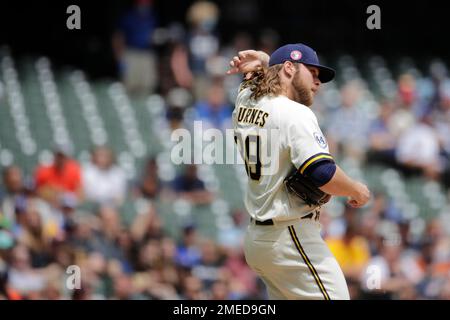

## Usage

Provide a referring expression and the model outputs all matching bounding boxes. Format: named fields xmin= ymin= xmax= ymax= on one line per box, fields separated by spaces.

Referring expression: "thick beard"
xmin=292 ymin=72 xmax=313 ymax=106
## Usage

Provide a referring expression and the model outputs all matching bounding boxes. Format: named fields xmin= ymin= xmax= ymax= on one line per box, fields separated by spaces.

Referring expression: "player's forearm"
xmin=319 ymin=165 xmax=363 ymax=198
xmin=256 ymin=51 xmax=270 ymax=68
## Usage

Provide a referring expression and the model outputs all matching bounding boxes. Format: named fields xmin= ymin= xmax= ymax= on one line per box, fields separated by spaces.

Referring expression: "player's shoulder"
xmin=236 ymin=86 xmax=253 ymax=106
xmin=274 ymin=96 xmax=317 ymax=121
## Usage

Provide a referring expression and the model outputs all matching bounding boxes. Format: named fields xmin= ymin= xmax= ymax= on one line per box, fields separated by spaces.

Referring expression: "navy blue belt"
xmin=251 ymin=212 xmax=317 ymax=226
xmin=251 ymin=218 xmax=274 ymax=225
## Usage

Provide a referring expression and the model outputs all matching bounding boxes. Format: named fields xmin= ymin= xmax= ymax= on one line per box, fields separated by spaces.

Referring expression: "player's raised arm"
xmin=226 ymin=50 xmax=270 ymax=79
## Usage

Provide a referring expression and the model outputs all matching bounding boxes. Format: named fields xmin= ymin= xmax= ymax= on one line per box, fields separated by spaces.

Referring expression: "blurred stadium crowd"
xmin=1 ymin=0 xmax=450 ymax=300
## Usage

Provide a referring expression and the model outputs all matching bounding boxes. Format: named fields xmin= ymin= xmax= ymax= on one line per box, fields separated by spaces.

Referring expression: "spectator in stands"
xmin=156 ymin=22 xmax=188 ymax=94
xmin=185 ymin=1 xmax=220 ymax=76
xmin=210 ymin=279 xmax=230 ymax=300
xmin=112 ymin=0 xmax=159 ymax=95
xmin=169 ymin=39 xmax=194 ymax=90
xmin=60 ymin=192 xmax=79 ymax=237
xmin=130 ymin=201 xmax=163 ymax=243
xmin=417 ymin=218 xmax=450 ymax=300
xmin=180 ymin=275 xmax=207 ymax=300
xmin=358 ymin=193 xmax=393 ymax=255
xmin=367 ymin=99 xmax=398 ymax=168
xmin=193 ymin=81 xmax=232 ymax=131
xmin=34 ymin=144 xmax=82 ymax=201
xmin=175 ymin=224 xmax=202 ymax=269
xmin=437 ymin=278 xmax=450 ymax=299
xmin=422 ymin=219 xmax=450 ymax=268
xmin=142 ymin=267 xmax=180 ymax=299
xmin=326 ymin=80 xmax=371 ymax=160
xmin=70 ymin=260 xmax=108 ymax=301
xmin=6 ymin=244 xmax=46 ymax=298
xmin=426 ymin=61 xmax=449 ymax=113
xmin=82 ymin=146 xmax=127 ymax=207
xmin=326 ymin=222 xmax=371 ymax=282
xmin=1 ymin=165 xmax=26 ymax=226
xmin=135 ymin=157 xmax=161 ymax=200
xmin=41 ymin=280 xmax=63 ymax=300
xmin=160 ymin=236 xmax=177 ymax=266
xmin=370 ymin=192 xmax=405 ymax=225
xmin=88 ymin=206 xmax=128 ymax=262
xmin=191 ymin=239 xmax=224 ymax=290
xmin=165 ymin=87 xmax=192 ymax=132
xmin=81 ymin=251 xmax=114 ymax=299
xmin=13 ymin=201 xmax=55 ymax=268
xmin=71 ymin=281 xmax=96 ymax=300
xmin=431 ymin=82 xmax=450 ymax=189
xmin=217 ymin=209 xmax=246 ymax=250
xmin=170 ymin=1 xmax=220 ymax=98
xmin=0 ymin=261 xmax=22 ymax=300
xmin=114 ymin=228 xmax=138 ymax=272
xmin=396 ymin=73 xmax=423 ymax=118
xmin=172 ymin=164 xmax=213 ymax=205
xmin=395 ymin=114 xmax=442 ymax=180
xmin=416 ymin=237 xmax=440 ymax=299
xmin=136 ymin=239 xmax=163 ymax=271
xmin=6 ymin=183 xmax=73 ymax=250
xmin=222 ymin=246 xmax=258 ymax=299
xmin=322 ymin=202 xmax=360 ymax=240
xmin=110 ymin=273 xmax=146 ymax=300
xmin=360 ymin=223 xmax=423 ymax=299
xmin=388 ymin=73 xmax=420 ymax=140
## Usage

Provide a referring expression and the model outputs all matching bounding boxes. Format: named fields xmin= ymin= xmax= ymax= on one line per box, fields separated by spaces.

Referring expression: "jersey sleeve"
xmin=235 ymin=85 xmax=252 ymax=108
xmin=282 ymin=106 xmax=334 ymax=173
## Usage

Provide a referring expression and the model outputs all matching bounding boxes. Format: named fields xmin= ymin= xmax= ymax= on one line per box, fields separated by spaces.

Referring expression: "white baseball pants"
xmin=244 ymin=215 xmax=350 ymax=300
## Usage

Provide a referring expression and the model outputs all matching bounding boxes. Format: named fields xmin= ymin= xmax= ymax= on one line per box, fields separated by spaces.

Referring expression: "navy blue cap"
xmin=268 ymin=43 xmax=335 ymax=83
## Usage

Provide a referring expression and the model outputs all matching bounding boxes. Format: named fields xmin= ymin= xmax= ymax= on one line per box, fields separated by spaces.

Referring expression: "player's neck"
xmin=281 ymin=82 xmax=295 ymax=101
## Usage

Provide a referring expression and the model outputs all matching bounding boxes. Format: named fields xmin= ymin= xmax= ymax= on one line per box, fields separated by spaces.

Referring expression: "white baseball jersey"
xmin=232 ymin=86 xmax=333 ymax=222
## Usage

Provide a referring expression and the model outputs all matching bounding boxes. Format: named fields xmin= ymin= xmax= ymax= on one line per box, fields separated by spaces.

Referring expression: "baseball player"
xmin=227 ymin=43 xmax=371 ymax=300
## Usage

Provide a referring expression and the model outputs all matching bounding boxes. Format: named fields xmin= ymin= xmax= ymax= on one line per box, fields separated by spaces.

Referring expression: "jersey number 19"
xmin=234 ymin=133 xmax=262 ymax=181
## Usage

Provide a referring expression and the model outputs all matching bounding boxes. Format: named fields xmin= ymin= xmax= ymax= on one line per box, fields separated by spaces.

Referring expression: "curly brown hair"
xmin=241 ymin=64 xmax=284 ymax=101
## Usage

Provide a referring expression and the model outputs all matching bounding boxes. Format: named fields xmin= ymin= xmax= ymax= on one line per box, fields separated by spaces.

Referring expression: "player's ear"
xmin=283 ymin=61 xmax=296 ymax=78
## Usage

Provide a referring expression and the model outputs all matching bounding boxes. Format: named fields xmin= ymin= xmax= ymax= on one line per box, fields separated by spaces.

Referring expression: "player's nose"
xmin=312 ymin=81 xmax=320 ymax=92
xmin=314 ymin=77 xmax=321 ymax=87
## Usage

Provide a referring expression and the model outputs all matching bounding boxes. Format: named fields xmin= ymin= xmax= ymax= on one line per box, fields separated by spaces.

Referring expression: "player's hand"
xmin=226 ymin=50 xmax=269 ymax=79
xmin=347 ymin=182 xmax=370 ymax=208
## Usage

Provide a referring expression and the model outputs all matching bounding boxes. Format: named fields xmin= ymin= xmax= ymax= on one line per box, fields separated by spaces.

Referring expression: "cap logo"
xmin=290 ymin=50 xmax=302 ymax=60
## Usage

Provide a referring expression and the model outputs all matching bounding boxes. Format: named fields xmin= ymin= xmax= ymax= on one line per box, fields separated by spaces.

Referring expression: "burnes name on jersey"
xmin=236 ymin=106 xmax=270 ymax=127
